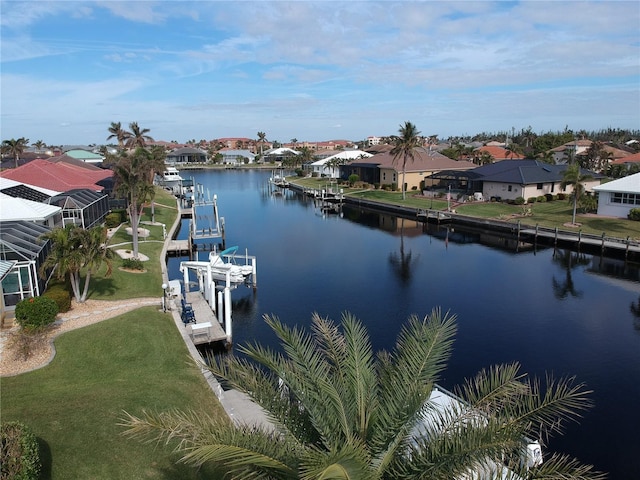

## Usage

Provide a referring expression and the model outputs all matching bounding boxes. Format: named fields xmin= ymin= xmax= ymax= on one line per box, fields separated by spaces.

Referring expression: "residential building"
xmin=593 ymin=173 xmax=640 ymax=218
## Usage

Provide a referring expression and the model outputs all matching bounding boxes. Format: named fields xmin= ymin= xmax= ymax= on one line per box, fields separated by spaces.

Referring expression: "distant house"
xmin=342 ymin=147 xmax=476 ymax=191
xmin=593 ymin=173 xmax=640 ymax=218
xmin=309 ymin=150 xmax=373 ymax=178
xmin=218 ymin=149 xmax=256 ymax=165
xmin=474 ymin=145 xmax=525 ymax=162
xmin=262 ymin=148 xmax=300 ymax=164
xmin=609 ymin=151 xmax=640 ymax=170
xmin=166 ymin=147 xmax=208 ymax=165
xmin=64 ymin=149 xmax=105 ymax=164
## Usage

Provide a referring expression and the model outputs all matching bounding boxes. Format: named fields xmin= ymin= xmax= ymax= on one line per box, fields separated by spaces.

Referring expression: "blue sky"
xmin=1 ymin=1 xmax=639 ymax=146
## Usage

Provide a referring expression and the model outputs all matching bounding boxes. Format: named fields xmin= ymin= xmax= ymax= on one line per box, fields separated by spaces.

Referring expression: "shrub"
xmin=536 ymin=195 xmax=547 ymax=203
xmin=104 ymin=212 xmax=121 ymax=228
xmin=348 ymin=174 xmax=359 ymax=186
xmin=390 ymin=183 xmax=398 ymax=191
xmin=628 ymin=208 xmax=640 ymax=221
xmin=514 ymin=197 xmax=525 ymax=205
xmin=411 ymin=185 xmax=418 ymax=191
xmin=111 ymin=208 xmax=128 ymax=224
xmin=295 ymin=169 xmax=305 ymax=177
xmin=557 ymin=193 xmax=566 ymax=200
xmin=43 ymin=284 xmax=72 ymax=313
xmin=527 ymin=197 xmax=537 ymax=204
xmin=14 ymin=297 xmax=58 ymax=332
xmin=122 ymin=258 xmax=145 ymax=271
xmin=0 ymin=421 xmax=41 ymax=480
xmin=373 ymin=183 xmax=380 ymax=190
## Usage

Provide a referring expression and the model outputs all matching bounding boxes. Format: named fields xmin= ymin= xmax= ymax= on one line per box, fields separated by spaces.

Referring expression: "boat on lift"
xmin=157 ymin=166 xmax=185 ymax=195
xmin=179 ymin=245 xmax=257 ymax=290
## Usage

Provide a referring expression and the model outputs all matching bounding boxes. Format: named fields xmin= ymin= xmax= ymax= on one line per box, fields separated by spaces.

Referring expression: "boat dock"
xmin=417 ymin=209 xmax=452 ymax=224
xmin=166 ymin=239 xmax=191 ymax=255
xmin=184 ymin=291 xmax=228 ymax=345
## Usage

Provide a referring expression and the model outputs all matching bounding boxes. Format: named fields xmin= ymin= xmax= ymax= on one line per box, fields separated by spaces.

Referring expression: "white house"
xmin=219 ymin=149 xmax=256 ymax=165
xmin=593 ymin=173 xmax=640 ymax=218
xmin=309 ymin=150 xmax=373 ymax=178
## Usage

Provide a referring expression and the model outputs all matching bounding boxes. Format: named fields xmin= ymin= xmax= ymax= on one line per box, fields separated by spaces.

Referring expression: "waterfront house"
xmin=593 ymin=172 xmax=640 ymax=218
xmin=341 ymin=146 xmax=476 ymax=191
xmin=473 ymin=145 xmax=525 ymax=162
xmin=262 ymin=147 xmax=300 ymax=164
xmin=218 ymin=149 xmax=256 ymax=165
xmin=165 ymin=147 xmax=208 ymax=165
xmin=63 ymin=148 xmax=105 ymax=164
xmin=308 ymin=150 xmax=373 ymax=178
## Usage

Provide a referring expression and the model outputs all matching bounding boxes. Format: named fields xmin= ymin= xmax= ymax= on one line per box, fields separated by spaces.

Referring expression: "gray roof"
xmin=470 ymin=160 xmax=604 ymax=184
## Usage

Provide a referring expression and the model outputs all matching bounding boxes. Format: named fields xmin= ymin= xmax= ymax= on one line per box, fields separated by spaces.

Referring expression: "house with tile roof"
xmin=341 ymin=147 xmax=476 ymax=191
xmin=0 ymin=158 xmax=112 ymax=192
xmin=593 ymin=173 xmax=640 ymax=218
xmin=473 ymin=145 xmax=525 ymax=162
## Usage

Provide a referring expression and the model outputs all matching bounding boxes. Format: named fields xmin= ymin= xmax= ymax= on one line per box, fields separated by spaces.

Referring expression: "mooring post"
xmin=554 ymin=227 xmax=558 ymax=246
xmin=601 ymin=232 xmax=606 ymax=254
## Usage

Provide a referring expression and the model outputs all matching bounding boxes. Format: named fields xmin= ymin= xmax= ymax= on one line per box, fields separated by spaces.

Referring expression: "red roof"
xmin=474 ymin=145 xmax=524 ymax=160
xmin=610 ymin=151 xmax=640 ymax=164
xmin=0 ymin=159 xmax=112 ymax=192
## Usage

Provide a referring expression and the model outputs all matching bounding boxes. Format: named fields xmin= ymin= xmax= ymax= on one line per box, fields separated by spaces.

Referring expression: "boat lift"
xmin=179 ymin=247 xmax=257 ymax=344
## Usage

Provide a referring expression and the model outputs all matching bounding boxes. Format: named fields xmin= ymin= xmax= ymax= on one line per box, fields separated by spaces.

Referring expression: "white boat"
xmin=208 ymin=246 xmax=255 ymax=284
xmin=179 ymin=245 xmax=257 ymax=290
xmin=412 ymin=385 xmax=543 ymax=479
xmin=157 ymin=166 xmax=184 ymax=194
xmin=269 ymin=170 xmax=289 ymax=188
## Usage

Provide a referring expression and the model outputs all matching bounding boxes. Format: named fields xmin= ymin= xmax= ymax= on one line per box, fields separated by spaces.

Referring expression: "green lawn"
xmin=290 ymin=179 xmax=640 ymax=240
xmin=2 ymin=308 xmax=227 ymax=479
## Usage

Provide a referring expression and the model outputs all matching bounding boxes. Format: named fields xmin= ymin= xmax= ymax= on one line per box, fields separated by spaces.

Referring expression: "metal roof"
xmin=0 ymin=221 xmax=50 ymax=262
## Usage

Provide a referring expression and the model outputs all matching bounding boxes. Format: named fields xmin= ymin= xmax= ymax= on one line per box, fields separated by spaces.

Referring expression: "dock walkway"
xmin=184 ymin=291 xmax=227 ymax=344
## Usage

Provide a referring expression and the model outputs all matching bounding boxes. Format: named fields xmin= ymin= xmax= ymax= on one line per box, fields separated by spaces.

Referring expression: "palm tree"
xmin=113 ymin=148 xmax=156 ymax=259
xmin=561 ymin=163 xmax=594 ymax=225
xmin=39 ymin=225 xmax=113 ymax=303
xmin=2 ymin=137 xmax=30 ymax=168
xmin=31 ymin=140 xmax=46 ymax=153
xmin=505 ymin=142 xmax=523 ymax=160
xmin=107 ymin=122 xmax=128 ymax=149
xmin=125 ymin=122 xmax=154 ymax=149
xmin=391 ymin=121 xmax=421 ymax=200
xmin=257 ymin=131 xmax=268 ymax=156
xmin=123 ymin=309 xmax=603 ymax=480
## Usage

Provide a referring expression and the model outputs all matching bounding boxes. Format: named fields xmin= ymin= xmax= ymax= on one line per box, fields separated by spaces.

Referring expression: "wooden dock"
xmin=184 ymin=291 xmax=228 ymax=345
xmin=166 ymin=239 xmax=191 ymax=255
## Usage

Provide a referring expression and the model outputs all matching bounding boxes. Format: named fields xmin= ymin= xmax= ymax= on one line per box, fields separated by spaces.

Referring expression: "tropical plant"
xmin=257 ymin=131 xmax=268 ymax=155
xmin=579 ymin=141 xmax=613 ymax=173
xmin=125 ymin=122 xmax=154 ymax=148
xmin=2 ymin=137 xmax=30 ymax=168
xmin=107 ymin=121 xmax=128 ymax=149
xmin=31 ymin=140 xmax=46 ymax=153
xmin=505 ymin=142 xmax=523 ymax=160
xmin=391 ymin=121 xmax=421 ymax=200
xmin=113 ymin=148 xmax=156 ymax=259
xmin=560 ymin=163 xmax=594 ymax=225
xmin=39 ymin=225 xmax=113 ymax=303
xmin=123 ymin=309 xmax=603 ymax=480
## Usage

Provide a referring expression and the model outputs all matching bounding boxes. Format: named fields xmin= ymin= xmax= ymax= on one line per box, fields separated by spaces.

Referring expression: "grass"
xmin=1 ymin=308 xmax=227 ymax=479
xmin=289 ymin=178 xmax=640 ymax=240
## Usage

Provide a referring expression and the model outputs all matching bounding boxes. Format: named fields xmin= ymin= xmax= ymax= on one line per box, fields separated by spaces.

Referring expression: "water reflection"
xmin=551 ymin=249 xmax=591 ymax=299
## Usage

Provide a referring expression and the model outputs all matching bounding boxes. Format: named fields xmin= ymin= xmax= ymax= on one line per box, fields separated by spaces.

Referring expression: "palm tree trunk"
xmin=80 ymin=271 xmax=91 ymax=303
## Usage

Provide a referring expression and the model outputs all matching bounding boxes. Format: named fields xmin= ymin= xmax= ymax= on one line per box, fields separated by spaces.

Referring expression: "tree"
xmin=123 ymin=309 xmax=603 ymax=480
xmin=113 ymin=148 xmax=156 ymax=259
xmin=32 ymin=140 xmax=46 ymax=153
xmin=257 ymin=131 xmax=268 ymax=156
xmin=391 ymin=121 xmax=421 ymax=200
xmin=39 ymin=225 xmax=113 ymax=303
xmin=579 ymin=141 xmax=612 ymax=173
xmin=505 ymin=142 xmax=523 ymax=160
xmin=125 ymin=122 xmax=154 ymax=149
xmin=107 ymin=121 xmax=128 ymax=149
xmin=561 ymin=163 xmax=594 ymax=225
xmin=2 ymin=137 xmax=29 ymax=168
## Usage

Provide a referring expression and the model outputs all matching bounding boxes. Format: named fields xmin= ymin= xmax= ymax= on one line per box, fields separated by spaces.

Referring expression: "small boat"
xmin=208 ymin=246 xmax=255 ymax=284
xmin=269 ymin=170 xmax=289 ymax=188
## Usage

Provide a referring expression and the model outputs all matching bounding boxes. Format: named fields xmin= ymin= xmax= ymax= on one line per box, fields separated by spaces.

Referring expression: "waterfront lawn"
xmin=2 ymin=307 xmax=227 ymax=479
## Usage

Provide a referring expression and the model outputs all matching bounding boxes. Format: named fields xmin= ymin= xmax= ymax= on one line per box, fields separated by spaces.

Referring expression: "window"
xmin=508 ymin=185 xmax=512 ymax=192
xmin=537 ymin=183 xmax=544 ymax=190
xmin=611 ymin=192 xmax=640 ymax=205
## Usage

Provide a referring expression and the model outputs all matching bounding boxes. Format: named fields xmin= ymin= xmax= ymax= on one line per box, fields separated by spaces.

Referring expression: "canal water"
xmin=167 ymin=169 xmax=640 ymax=479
